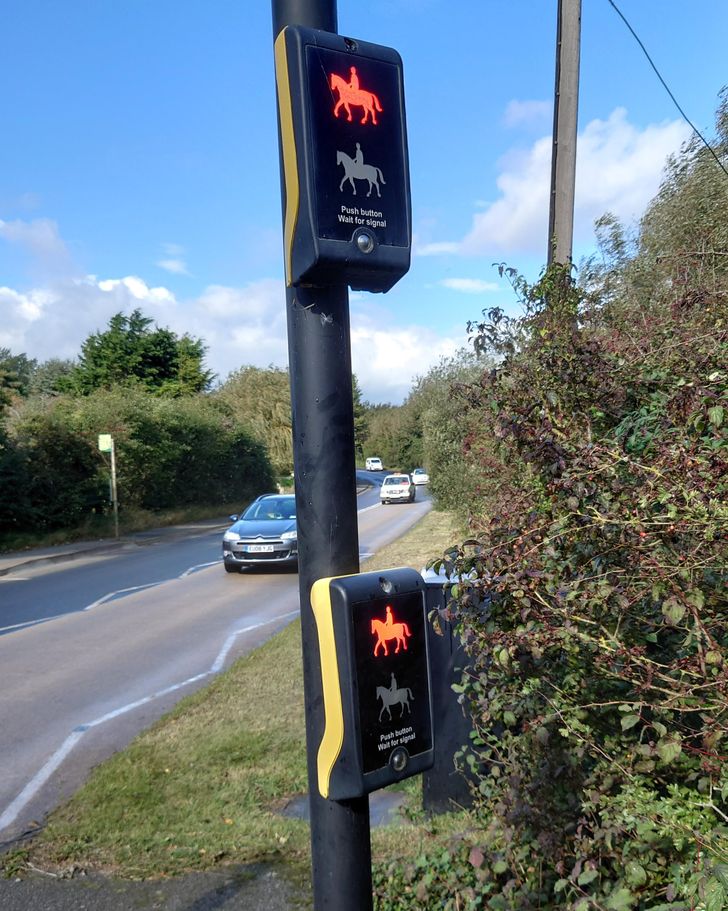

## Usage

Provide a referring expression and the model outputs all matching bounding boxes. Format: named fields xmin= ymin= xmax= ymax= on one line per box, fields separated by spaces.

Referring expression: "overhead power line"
xmin=606 ymin=0 xmax=728 ymax=181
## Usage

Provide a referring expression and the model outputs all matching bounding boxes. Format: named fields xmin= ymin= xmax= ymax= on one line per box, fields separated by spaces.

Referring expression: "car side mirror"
xmin=229 ymin=515 xmax=239 ymax=522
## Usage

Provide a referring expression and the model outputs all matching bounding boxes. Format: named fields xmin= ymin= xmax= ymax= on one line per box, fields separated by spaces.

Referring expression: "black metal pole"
xmin=271 ymin=3 xmax=373 ymax=909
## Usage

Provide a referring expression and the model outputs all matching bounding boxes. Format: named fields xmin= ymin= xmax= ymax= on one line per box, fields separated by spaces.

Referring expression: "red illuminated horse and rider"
xmin=330 ymin=66 xmax=383 ymax=125
xmin=370 ymin=604 xmax=411 ymax=656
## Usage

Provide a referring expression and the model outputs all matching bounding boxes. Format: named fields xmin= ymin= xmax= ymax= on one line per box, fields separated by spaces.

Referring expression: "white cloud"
xmin=415 ymin=240 xmax=460 ymax=257
xmin=157 ymin=258 xmax=189 ymax=275
xmin=0 ymin=216 xmax=468 ymax=402
xmin=0 ymin=217 xmax=74 ymax=278
xmin=439 ymin=278 xmax=500 ymax=294
xmin=503 ymin=99 xmax=552 ymax=129
xmin=0 ymin=267 xmax=290 ymax=381
xmin=423 ymin=108 xmax=692 ymax=258
xmin=156 ymin=243 xmax=189 ymax=275
xmin=98 ymin=276 xmax=175 ymax=303
xmin=0 ymin=217 xmax=67 ymax=258
xmin=350 ymin=317 xmax=462 ymax=404
xmin=0 ymin=265 xmax=466 ymax=402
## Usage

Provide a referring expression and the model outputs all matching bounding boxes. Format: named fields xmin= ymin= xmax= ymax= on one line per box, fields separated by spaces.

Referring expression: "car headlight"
xmin=223 ymin=530 xmax=241 ymax=542
xmin=280 ymin=530 xmax=297 ymax=541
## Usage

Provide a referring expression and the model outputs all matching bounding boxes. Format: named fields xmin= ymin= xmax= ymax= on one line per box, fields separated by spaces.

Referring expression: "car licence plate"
xmin=245 ymin=544 xmax=275 ymax=553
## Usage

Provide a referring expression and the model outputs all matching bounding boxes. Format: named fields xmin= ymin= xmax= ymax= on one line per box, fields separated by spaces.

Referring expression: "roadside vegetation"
xmin=374 ymin=95 xmax=728 ymax=910
xmin=1 ymin=300 xmax=467 ymax=550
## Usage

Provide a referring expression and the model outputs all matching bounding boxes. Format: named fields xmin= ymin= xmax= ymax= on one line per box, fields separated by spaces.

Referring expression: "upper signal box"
xmin=274 ymin=26 xmax=411 ymax=293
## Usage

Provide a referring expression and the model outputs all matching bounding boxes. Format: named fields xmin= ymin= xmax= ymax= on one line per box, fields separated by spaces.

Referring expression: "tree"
xmin=215 ymin=366 xmax=293 ymax=475
xmin=351 ymin=374 xmax=368 ymax=458
xmin=27 ymin=358 xmax=76 ymax=396
xmin=61 ymin=309 xmax=214 ymax=396
xmin=0 ymin=349 xmax=37 ymax=398
xmin=405 ymin=348 xmax=487 ymax=511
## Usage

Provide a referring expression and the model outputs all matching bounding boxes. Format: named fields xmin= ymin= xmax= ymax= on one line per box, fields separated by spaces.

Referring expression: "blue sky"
xmin=2 ymin=1 xmax=726 ymax=403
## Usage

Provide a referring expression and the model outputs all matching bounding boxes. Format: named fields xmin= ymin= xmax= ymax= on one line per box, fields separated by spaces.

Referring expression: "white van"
xmin=365 ymin=457 xmax=383 ymax=471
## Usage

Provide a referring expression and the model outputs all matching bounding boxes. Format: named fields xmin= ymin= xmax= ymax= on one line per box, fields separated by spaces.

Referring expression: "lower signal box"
xmin=310 ymin=567 xmax=434 ymax=800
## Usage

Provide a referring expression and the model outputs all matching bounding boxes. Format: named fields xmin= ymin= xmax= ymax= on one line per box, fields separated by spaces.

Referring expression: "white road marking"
xmin=0 ymin=608 xmax=300 ymax=835
xmin=0 ymin=730 xmax=86 ymax=833
xmin=211 ymin=611 xmax=298 ymax=673
xmin=358 ymin=502 xmax=382 ymax=514
xmin=179 ymin=560 xmax=220 ymax=578
xmin=0 ymin=617 xmax=58 ymax=635
xmin=83 ymin=580 xmax=170 ymax=611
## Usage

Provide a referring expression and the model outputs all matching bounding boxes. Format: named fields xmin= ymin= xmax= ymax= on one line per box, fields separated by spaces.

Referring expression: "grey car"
xmin=222 ymin=494 xmax=298 ymax=572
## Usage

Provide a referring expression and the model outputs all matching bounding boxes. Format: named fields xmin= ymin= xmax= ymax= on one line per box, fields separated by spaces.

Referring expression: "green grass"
xmin=5 ymin=508 xmax=471 ymax=881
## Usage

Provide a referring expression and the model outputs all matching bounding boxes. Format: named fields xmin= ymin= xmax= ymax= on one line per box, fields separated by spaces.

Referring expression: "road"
xmin=0 ymin=474 xmax=430 ymax=846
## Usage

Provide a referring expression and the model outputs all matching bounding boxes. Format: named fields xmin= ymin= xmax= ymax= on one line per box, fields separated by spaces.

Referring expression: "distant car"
xmin=412 ymin=468 xmax=429 ymax=486
xmin=222 ymin=494 xmax=298 ymax=573
xmin=380 ymin=473 xmax=416 ymax=504
xmin=365 ymin=457 xmax=383 ymax=471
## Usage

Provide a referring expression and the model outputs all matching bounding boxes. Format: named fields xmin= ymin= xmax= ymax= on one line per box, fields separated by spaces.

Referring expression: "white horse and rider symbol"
xmin=376 ymin=673 xmax=413 ymax=722
xmin=370 ymin=605 xmax=415 ymax=722
xmin=337 ymin=143 xmax=385 ymax=198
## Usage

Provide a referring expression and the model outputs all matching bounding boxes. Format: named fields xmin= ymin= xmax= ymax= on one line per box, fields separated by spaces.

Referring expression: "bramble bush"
xmin=374 ymin=253 xmax=727 ymax=909
xmin=373 ymin=95 xmax=728 ymax=910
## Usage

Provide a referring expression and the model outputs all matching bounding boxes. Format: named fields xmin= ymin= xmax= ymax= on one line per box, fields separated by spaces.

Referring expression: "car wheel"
xmin=224 ymin=561 xmax=239 ymax=574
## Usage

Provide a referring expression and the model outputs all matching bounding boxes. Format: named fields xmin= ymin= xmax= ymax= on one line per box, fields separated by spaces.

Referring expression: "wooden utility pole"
xmin=548 ymin=0 xmax=581 ymax=266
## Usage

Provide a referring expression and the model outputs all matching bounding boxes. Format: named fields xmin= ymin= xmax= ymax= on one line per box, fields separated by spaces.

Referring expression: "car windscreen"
xmin=384 ymin=477 xmax=408 ymax=486
xmin=242 ymin=498 xmax=296 ymax=520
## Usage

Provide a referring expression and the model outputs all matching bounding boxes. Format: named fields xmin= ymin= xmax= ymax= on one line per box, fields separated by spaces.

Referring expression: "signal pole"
xmin=110 ymin=437 xmax=119 ymax=539
xmin=548 ymin=0 xmax=581 ymax=266
xmin=271 ymin=2 xmax=372 ymax=908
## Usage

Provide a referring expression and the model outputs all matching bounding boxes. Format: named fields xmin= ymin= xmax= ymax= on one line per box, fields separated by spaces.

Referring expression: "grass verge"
xmin=3 ymin=508 xmax=470 ymax=883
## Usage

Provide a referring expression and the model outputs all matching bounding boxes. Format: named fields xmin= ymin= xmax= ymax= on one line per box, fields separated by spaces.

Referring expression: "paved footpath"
xmin=0 ymin=864 xmax=312 ymax=910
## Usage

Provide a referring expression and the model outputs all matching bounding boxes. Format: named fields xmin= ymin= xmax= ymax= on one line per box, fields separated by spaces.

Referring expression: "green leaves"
xmin=708 ymin=405 xmax=724 ymax=428
xmin=661 ymin=597 xmax=686 ymax=625
xmin=620 ymin=714 xmax=641 ymax=731
xmin=624 ymin=862 xmax=647 ymax=887
xmin=656 ymin=736 xmax=682 ymax=764
xmin=605 ymin=887 xmax=635 ymax=910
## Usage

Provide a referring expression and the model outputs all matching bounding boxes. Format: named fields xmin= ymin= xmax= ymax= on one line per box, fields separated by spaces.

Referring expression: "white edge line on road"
xmin=83 ymin=580 xmax=170 ymax=611
xmin=0 ymin=616 xmax=60 ymax=634
xmin=0 ymin=608 xmax=300 ymax=834
xmin=179 ymin=560 xmax=220 ymax=578
xmin=358 ymin=502 xmax=381 ymax=514
xmin=0 ymin=730 xmax=86 ymax=832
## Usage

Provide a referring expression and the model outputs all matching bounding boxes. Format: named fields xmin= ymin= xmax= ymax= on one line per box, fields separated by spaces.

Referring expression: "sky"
xmin=2 ymin=1 xmax=727 ymax=404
